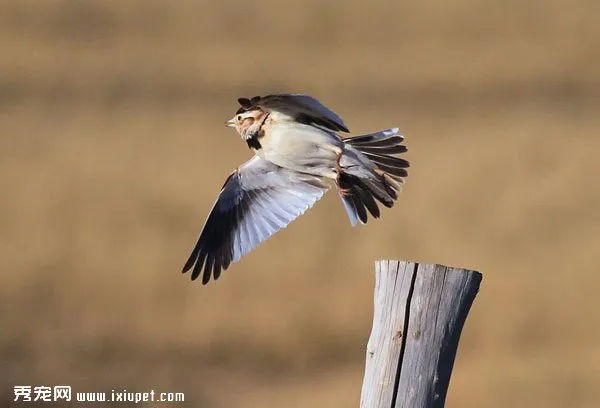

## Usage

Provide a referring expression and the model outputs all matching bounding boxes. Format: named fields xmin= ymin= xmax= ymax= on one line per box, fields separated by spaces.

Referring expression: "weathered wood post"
xmin=360 ymin=260 xmax=482 ymax=408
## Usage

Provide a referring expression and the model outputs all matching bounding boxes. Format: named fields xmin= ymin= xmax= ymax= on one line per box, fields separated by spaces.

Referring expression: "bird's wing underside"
xmin=182 ymin=155 xmax=329 ymax=284
xmin=237 ymin=93 xmax=350 ymax=133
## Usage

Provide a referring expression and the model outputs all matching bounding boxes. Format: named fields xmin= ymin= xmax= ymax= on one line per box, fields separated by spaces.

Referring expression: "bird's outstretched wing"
xmin=182 ymin=156 xmax=329 ymax=284
xmin=237 ymin=94 xmax=350 ymax=133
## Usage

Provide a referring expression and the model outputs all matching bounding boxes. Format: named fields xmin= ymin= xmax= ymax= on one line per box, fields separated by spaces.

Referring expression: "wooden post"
xmin=360 ymin=260 xmax=482 ymax=408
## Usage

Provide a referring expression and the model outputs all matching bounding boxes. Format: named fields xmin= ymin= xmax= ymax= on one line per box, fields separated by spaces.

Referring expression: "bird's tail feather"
xmin=338 ymin=128 xmax=409 ymax=226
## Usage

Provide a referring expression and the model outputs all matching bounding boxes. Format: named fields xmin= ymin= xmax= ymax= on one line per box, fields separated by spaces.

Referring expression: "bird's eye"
xmin=237 ymin=115 xmax=242 ymax=121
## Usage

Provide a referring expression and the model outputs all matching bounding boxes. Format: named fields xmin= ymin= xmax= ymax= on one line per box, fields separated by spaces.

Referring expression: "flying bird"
xmin=182 ymin=94 xmax=409 ymax=284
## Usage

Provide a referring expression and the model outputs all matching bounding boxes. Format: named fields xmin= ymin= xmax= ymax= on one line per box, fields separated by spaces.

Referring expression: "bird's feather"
xmin=182 ymin=156 xmax=329 ymax=284
xmin=238 ymin=93 xmax=350 ymax=133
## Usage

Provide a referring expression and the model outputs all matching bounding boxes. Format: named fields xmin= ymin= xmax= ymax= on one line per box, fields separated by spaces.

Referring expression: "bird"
xmin=182 ymin=93 xmax=409 ymax=284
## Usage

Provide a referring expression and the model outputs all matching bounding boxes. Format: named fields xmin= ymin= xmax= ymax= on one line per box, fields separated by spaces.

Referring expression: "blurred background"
xmin=1 ymin=0 xmax=599 ymax=406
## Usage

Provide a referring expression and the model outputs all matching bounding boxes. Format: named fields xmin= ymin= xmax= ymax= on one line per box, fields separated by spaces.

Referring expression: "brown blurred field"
xmin=1 ymin=0 xmax=600 ymax=406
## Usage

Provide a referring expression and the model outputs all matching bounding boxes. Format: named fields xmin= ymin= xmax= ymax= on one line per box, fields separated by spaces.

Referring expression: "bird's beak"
xmin=225 ymin=118 xmax=236 ymax=128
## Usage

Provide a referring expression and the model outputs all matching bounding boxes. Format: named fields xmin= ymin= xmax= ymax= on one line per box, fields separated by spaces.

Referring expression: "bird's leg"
xmin=335 ymin=150 xmax=352 ymax=195
xmin=336 ymin=150 xmax=343 ymax=171
xmin=326 ymin=146 xmax=343 ymax=173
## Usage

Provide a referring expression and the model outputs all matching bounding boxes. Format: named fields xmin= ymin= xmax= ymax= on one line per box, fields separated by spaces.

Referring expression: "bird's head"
xmin=225 ymin=97 xmax=268 ymax=140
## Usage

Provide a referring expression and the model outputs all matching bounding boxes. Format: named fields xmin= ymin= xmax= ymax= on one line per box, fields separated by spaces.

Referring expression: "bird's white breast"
xmin=257 ymin=121 xmax=343 ymax=179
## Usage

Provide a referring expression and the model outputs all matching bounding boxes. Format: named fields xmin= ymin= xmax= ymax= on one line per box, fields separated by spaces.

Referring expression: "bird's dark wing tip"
xmin=182 ymin=259 xmax=194 ymax=274
xmin=184 ymin=257 xmax=228 ymax=284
